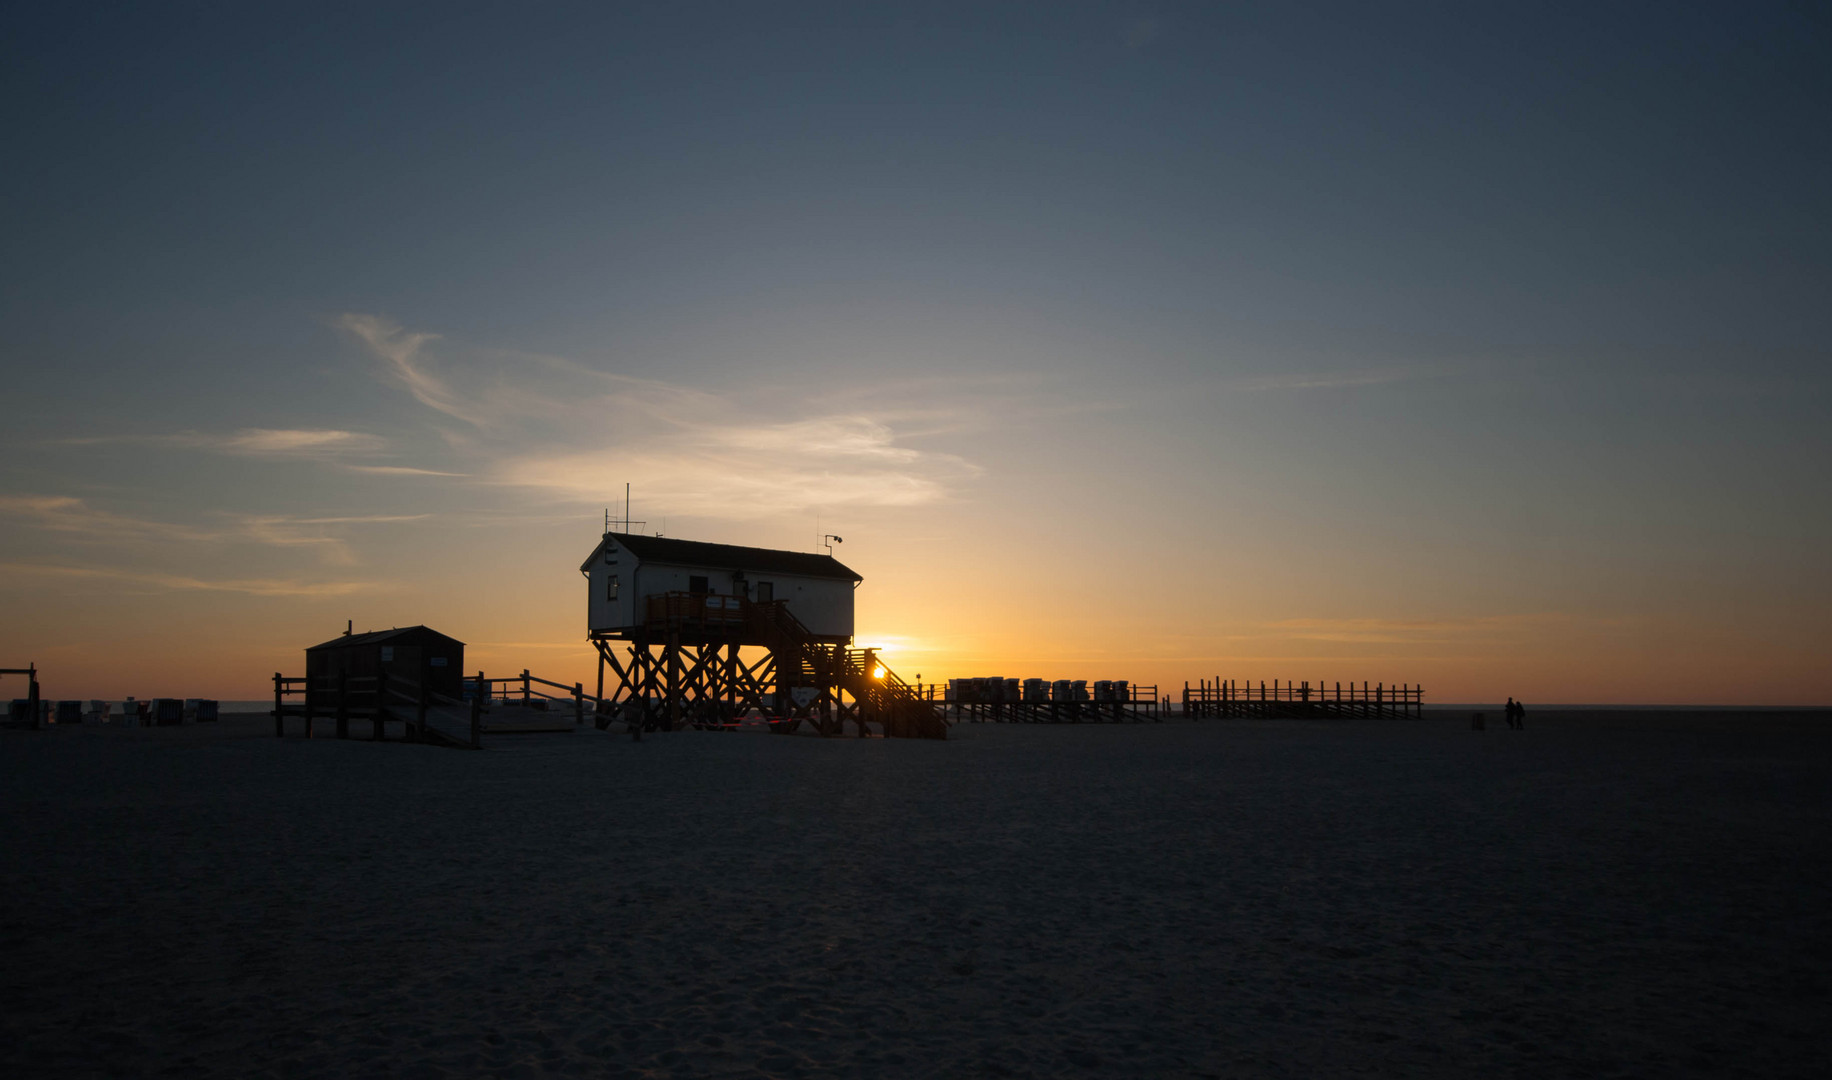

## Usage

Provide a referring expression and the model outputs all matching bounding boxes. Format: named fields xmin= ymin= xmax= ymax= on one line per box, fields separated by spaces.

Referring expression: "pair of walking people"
xmin=1504 ymin=697 xmax=1526 ymax=730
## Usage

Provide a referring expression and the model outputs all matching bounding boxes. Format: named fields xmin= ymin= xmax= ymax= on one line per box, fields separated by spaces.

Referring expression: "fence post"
xmin=574 ymin=682 xmax=584 ymax=727
xmin=471 ymin=670 xmax=483 ymax=749
xmin=522 ymin=669 xmax=531 ymax=706
xmin=374 ymin=669 xmax=388 ymax=741
xmin=273 ymin=672 xmax=283 ymax=738
xmin=336 ymin=673 xmax=349 ymax=739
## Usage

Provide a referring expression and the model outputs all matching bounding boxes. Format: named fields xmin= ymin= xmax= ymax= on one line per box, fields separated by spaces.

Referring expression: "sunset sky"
xmin=3 ymin=2 xmax=1828 ymax=704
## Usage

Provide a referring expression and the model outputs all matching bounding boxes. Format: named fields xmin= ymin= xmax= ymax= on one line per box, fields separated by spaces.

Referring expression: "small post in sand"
xmin=470 ymin=670 xmax=483 ymax=749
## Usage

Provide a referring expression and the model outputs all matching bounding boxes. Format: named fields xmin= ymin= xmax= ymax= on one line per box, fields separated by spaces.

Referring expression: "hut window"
xmin=689 ymin=575 xmax=709 ymax=594
xmin=755 ymin=581 xmax=773 ymax=602
xmin=605 ymin=574 xmax=619 ymax=601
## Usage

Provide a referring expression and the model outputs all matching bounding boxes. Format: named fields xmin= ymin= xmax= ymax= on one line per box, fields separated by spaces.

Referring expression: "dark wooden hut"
xmin=305 ymin=626 xmax=465 ymax=701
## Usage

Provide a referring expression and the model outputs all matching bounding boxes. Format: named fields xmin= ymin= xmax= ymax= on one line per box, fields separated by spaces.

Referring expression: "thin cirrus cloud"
xmin=0 ymin=561 xmax=372 ymax=598
xmin=336 ymin=313 xmax=488 ymax=427
xmin=0 ymin=494 xmax=221 ymax=542
xmin=64 ymin=425 xmax=472 ymax=478
xmin=62 ymin=427 xmax=391 ymax=459
xmin=0 ymin=495 xmax=426 ymax=565
xmin=201 ymin=428 xmax=388 ymax=455
xmin=1230 ymin=367 xmax=1445 ymax=392
xmin=338 ymin=313 xmax=983 ymax=517
xmin=345 ymin=465 xmax=468 ymax=477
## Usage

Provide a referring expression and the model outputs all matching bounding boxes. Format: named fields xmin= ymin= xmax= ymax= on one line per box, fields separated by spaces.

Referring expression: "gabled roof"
xmin=580 ymin=532 xmax=862 ymax=582
xmin=306 ymin=625 xmax=466 ymax=651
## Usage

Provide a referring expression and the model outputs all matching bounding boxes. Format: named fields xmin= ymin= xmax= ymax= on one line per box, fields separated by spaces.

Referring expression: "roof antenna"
xmin=345 ymin=619 xmax=352 ymax=637
xmin=823 ymin=534 xmax=842 ymax=555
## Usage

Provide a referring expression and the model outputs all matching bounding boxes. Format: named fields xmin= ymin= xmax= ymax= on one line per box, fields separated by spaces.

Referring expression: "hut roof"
xmin=306 ymin=625 xmax=466 ymax=652
xmin=581 ymin=532 xmax=862 ymax=582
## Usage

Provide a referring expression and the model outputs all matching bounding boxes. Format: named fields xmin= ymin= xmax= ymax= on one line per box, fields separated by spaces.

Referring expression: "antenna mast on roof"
xmin=606 ymin=483 xmax=651 ymax=535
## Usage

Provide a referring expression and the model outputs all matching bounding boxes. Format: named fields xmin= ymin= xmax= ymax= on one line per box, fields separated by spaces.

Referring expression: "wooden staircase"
xmin=748 ymin=600 xmax=947 ymax=739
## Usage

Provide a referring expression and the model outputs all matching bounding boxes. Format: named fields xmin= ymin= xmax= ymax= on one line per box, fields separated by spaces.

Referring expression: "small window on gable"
xmin=755 ymin=581 xmax=773 ymax=603
xmin=688 ymin=575 xmax=709 ymax=594
xmin=603 ymin=545 xmax=616 ymax=564
xmin=605 ymin=574 xmax=619 ymax=601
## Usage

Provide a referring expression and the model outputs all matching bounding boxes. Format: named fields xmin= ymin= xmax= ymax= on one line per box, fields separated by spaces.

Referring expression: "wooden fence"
xmin=1182 ymin=678 xmax=1423 ymax=719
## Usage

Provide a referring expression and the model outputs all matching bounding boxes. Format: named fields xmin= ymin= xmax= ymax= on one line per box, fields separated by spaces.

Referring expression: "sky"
xmin=2 ymin=1 xmax=1828 ymax=705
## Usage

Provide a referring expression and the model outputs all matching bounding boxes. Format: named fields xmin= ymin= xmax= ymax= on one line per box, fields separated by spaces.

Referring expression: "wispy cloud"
xmin=345 ymin=465 xmax=467 ymax=477
xmin=335 ymin=314 xmax=486 ymax=426
xmin=336 ymin=313 xmax=984 ymax=517
xmin=1231 ymin=367 xmax=1444 ymax=392
xmin=234 ymin=513 xmax=429 ymax=565
xmin=0 ymin=562 xmax=372 ymax=597
xmin=0 ymin=495 xmax=426 ymax=565
xmin=65 ymin=428 xmax=389 ymax=457
xmin=203 ymin=428 xmax=388 ymax=455
xmin=0 ymin=495 xmax=220 ymax=541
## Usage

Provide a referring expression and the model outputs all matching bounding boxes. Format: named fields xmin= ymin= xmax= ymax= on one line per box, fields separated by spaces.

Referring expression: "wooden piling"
xmin=471 ymin=670 xmax=483 ymax=749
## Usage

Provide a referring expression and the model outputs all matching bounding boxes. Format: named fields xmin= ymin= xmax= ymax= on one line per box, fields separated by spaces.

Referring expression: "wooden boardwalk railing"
xmin=1182 ymin=678 xmax=1423 ymax=719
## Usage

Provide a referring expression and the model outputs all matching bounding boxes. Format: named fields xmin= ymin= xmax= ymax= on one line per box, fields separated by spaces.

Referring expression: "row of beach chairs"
xmin=6 ymin=698 xmax=218 ymax=726
xmin=947 ymin=678 xmax=1133 ymax=704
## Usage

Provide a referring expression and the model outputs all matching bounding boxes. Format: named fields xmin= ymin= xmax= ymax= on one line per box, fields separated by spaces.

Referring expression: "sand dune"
xmin=2 ymin=711 xmax=1828 ymax=1077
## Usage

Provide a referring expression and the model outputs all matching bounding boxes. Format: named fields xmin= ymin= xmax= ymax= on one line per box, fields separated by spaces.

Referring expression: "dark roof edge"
xmin=305 ymin=625 xmax=466 ymax=650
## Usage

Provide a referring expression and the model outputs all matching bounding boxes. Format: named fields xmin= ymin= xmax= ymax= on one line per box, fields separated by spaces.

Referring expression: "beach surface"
xmin=3 ymin=710 xmax=1829 ymax=1078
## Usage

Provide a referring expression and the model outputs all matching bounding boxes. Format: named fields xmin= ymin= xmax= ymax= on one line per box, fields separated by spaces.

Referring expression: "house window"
xmin=605 ymin=574 xmax=619 ymax=601
xmin=689 ymin=575 xmax=709 ymax=594
xmin=755 ymin=581 xmax=773 ymax=602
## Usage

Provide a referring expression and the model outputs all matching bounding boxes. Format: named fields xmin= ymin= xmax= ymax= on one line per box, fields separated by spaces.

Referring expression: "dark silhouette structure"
xmin=306 ymin=626 xmax=466 ymax=701
xmin=3 ymin=663 xmax=41 ymax=729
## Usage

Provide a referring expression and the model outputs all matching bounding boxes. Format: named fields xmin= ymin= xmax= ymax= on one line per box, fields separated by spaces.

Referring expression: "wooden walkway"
xmin=271 ymin=669 xmax=595 ymax=749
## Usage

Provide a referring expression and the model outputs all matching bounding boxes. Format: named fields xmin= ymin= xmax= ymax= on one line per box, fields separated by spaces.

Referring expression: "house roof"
xmin=580 ymin=532 xmax=862 ymax=582
xmin=306 ymin=625 xmax=466 ymax=651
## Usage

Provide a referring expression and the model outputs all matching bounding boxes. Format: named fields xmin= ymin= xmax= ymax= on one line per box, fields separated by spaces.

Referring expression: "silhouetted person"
xmin=1513 ymin=699 xmax=1525 ymax=730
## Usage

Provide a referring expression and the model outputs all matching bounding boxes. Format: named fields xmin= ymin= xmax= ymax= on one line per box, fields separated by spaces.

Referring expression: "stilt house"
xmin=581 ymin=533 xmax=860 ymax=642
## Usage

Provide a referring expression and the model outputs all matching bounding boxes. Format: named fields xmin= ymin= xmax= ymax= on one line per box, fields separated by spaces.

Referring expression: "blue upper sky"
xmin=2 ymin=2 xmax=1828 ymax=701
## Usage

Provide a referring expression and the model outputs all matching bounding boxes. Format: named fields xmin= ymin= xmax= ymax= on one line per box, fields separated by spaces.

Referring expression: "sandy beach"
xmin=3 ymin=711 xmax=1829 ymax=1078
